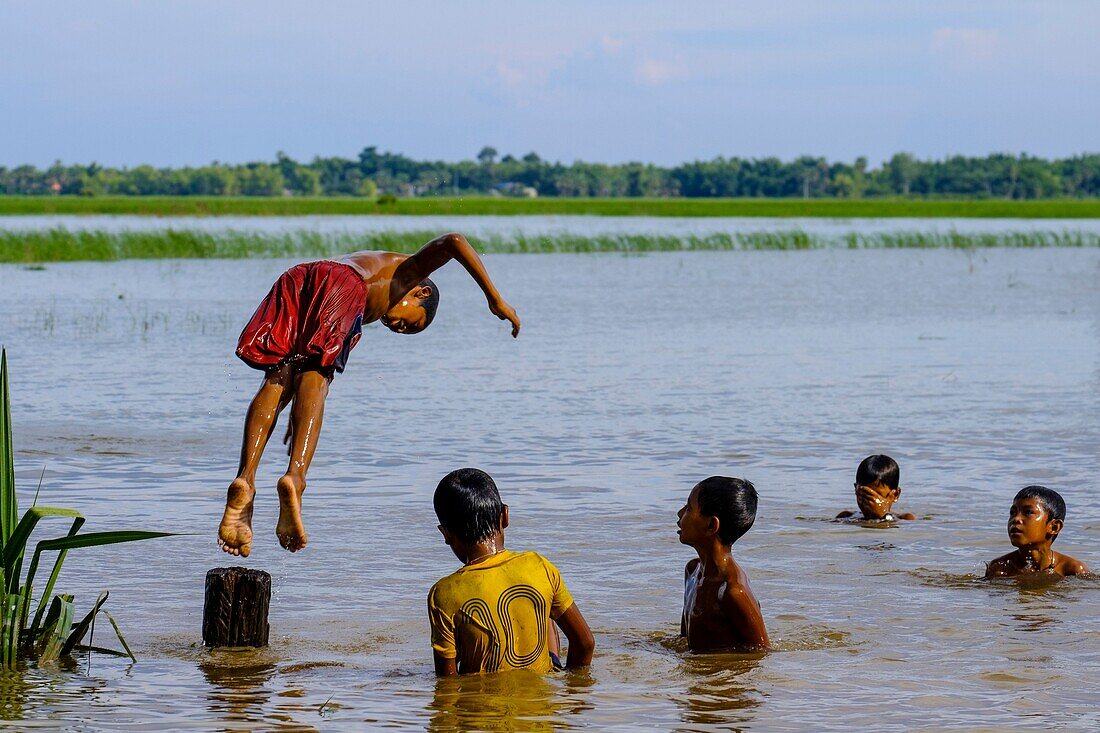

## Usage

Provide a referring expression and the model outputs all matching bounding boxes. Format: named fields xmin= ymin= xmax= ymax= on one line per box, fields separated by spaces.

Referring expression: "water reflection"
xmin=0 ymin=667 xmax=32 ymax=721
xmin=200 ymin=651 xmax=294 ymax=732
xmin=675 ymin=652 xmax=762 ymax=731
xmin=427 ymin=670 xmax=570 ymax=733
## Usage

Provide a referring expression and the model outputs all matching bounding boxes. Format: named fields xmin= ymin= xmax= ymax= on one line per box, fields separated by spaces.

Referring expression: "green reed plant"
xmin=2 ymin=196 xmax=1100 ymax=218
xmin=0 ymin=348 xmax=171 ymax=667
xmin=2 ymin=228 xmax=1099 ymax=263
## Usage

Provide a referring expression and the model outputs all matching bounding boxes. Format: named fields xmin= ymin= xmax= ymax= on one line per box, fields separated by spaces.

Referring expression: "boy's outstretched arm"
xmin=554 ymin=603 xmax=595 ymax=669
xmin=393 ymin=232 xmax=521 ymax=337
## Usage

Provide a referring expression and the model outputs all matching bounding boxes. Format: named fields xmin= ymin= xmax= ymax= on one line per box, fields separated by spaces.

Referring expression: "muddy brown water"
xmin=0 ymin=247 xmax=1098 ymax=731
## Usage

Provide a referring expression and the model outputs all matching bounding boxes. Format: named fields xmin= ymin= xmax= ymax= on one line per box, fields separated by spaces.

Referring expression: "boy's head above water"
xmin=380 ymin=278 xmax=440 ymax=335
xmin=854 ymin=454 xmax=902 ymax=520
xmin=1008 ymin=485 xmax=1066 ymax=548
xmin=986 ymin=485 xmax=1087 ymax=578
xmin=433 ymin=467 xmax=508 ymax=561
xmin=678 ymin=476 xmax=758 ymax=548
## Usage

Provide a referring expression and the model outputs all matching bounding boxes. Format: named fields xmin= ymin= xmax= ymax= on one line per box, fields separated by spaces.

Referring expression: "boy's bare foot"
xmin=218 ymin=477 xmax=256 ymax=557
xmin=276 ymin=475 xmax=308 ymax=552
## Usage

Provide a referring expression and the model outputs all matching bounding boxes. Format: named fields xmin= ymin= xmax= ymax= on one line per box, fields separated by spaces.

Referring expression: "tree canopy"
xmin=2 ymin=149 xmax=1098 ymax=199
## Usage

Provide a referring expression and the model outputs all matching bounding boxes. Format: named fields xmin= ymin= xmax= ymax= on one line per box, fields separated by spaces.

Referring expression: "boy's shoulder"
xmin=1055 ymin=551 xmax=1089 ymax=576
xmin=985 ymin=551 xmax=1019 ymax=577
xmin=429 ymin=550 xmax=554 ymax=593
xmin=684 ymin=557 xmax=700 ymax=578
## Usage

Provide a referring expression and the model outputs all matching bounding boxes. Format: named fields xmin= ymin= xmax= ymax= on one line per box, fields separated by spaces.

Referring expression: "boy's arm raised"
xmin=554 ymin=603 xmax=595 ymax=669
xmin=393 ymin=232 xmax=521 ymax=337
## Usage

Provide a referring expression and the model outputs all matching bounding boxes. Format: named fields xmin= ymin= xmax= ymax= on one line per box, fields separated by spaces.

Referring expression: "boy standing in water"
xmin=428 ymin=468 xmax=595 ymax=675
xmin=985 ymin=486 xmax=1089 ymax=578
xmin=678 ymin=476 xmax=769 ymax=652
xmin=218 ymin=233 xmax=521 ymax=557
xmin=836 ymin=454 xmax=916 ymax=522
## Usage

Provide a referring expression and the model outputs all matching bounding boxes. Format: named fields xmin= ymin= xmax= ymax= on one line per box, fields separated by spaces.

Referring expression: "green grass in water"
xmin=1 ymin=229 xmax=1098 ymax=263
xmin=3 ymin=196 xmax=1100 ymax=218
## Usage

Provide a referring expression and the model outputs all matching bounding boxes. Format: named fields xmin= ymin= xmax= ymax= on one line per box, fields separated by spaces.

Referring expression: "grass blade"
xmin=26 ymin=517 xmax=85 ymax=637
xmin=101 ymin=610 xmax=136 ymax=662
xmin=3 ymin=506 xmax=84 ymax=594
xmin=72 ymin=644 xmax=131 ymax=658
xmin=34 ymin=530 xmax=174 ymax=554
xmin=61 ymin=590 xmax=109 ymax=656
xmin=37 ymin=595 xmax=74 ymax=664
xmin=1 ymin=592 xmax=19 ymax=666
xmin=0 ymin=349 xmax=18 ymax=560
xmin=30 ymin=466 xmax=45 ymax=509
xmin=25 ymin=528 xmax=171 ymax=642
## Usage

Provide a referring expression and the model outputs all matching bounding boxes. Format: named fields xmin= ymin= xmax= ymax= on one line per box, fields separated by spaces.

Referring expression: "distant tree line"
xmin=2 ymin=148 xmax=1099 ymax=199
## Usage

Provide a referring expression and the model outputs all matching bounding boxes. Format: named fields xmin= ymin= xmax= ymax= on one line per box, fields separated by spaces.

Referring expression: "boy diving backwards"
xmin=218 ymin=233 xmax=521 ymax=557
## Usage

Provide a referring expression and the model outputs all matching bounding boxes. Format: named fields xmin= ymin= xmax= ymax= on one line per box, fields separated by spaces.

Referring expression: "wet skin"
xmin=985 ymin=496 xmax=1088 ymax=578
xmin=677 ymin=486 xmax=769 ymax=652
xmin=218 ymin=233 xmax=522 ymax=557
xmin=836 ymin=481 xmax=915 ymax=521
xmin=433 ymin=506 xmax=595 ymax=676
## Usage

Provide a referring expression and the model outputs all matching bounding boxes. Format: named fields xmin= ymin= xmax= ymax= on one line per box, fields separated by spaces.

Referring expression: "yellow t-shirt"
xmin=428 ymin=550 xmax=575 ymax=674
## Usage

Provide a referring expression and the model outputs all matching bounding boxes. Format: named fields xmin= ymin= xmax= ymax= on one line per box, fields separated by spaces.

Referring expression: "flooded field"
xmin=4 ymin=213 xmax=1100 ymax=239
xmin=0 ymin=246 xmax=1098 ymax=730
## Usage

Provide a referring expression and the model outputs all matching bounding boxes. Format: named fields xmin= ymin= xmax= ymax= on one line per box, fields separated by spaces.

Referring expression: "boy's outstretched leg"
xmin=276 ymin=368 xmax=329 ymax=552
xmin=219 ymin=364 xmax=294 ymax=557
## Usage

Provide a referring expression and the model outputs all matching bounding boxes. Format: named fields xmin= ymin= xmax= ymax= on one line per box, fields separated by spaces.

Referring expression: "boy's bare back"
xmin=681 ymin=556 xmax=768 ymax=652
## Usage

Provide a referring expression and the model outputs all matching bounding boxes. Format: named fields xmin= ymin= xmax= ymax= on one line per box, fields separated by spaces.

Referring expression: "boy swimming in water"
xmin=985 ymin=486 xmax=1089 ymax=578
xmin=428 ymin=468 xmax=595 ymax=675
xmin=217 ymin=233 xmax=521 ymax=557
xmin=836 ymin=454 xmax=915 ymax=521
xmin=678 ymin=476 xmax=769 ymax=652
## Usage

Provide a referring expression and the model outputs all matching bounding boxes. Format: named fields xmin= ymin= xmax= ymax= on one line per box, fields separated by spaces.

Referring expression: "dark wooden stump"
xmin=203 ymin=567 xmax=271 ymax=648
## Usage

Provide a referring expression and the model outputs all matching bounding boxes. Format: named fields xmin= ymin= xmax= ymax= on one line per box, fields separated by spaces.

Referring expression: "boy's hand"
xmin=855 ymin=485 xmax=891 ymax=518
xmin=490 ymin=299 xmax=521 ymax=338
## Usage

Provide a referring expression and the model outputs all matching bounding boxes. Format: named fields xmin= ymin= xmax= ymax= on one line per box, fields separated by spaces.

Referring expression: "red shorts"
xmin=236 ymin=261 xmax=368 ymax=375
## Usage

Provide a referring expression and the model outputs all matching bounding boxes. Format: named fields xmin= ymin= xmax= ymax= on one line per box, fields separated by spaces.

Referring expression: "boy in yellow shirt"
xmin=427 ymin=468 xmax=595 ymax=675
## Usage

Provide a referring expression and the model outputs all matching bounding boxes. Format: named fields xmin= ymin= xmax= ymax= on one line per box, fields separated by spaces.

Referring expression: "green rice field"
xmin=2 ymin=228 xmax=1099 ymax=263
xmin=2 ymin=196 xmax=1100 ymax=218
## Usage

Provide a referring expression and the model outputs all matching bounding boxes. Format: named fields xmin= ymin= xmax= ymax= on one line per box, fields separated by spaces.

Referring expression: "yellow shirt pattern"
xmin=428 ymin=550 xmax=574 ymax=674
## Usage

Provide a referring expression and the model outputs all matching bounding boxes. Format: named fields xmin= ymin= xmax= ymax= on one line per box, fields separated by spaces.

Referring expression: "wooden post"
xmin=203 ymin=567 xmax=271 ymax=648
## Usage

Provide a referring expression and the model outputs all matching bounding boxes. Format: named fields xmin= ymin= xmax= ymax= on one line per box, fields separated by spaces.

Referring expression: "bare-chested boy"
xmin=217 ymin=233 xmax=520 ymax=557
xmin=836 ymin=454 xmax=916 ymax=522
xmin=985 ymin=485 xmax=1089 ymax=578
xmin=677 ymin=476 xmax=769 ymax=652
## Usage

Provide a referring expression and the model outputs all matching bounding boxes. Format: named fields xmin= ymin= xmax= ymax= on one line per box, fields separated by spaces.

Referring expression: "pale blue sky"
xmin=1 ymin=1 xmax=1097 ymax=167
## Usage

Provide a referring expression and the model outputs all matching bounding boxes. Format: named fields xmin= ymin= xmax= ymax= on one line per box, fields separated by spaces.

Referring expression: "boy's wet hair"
xmin=856 ymin=454 xmax=899 ymax=491
xmin=421 ymin=278 xmax=440 ymax=328
xmin=1015 ymin=485 xmax=1066 ymax=523
xmin=695 ymin=476 xmax=758 ymax=545
xmin=434 ymin=467 xmax=503 ymax=544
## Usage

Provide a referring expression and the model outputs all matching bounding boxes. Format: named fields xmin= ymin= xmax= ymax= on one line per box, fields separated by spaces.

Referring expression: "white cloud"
xmin=600 ymin=34 xmax=625 ymax=55
xmin=495 ymin=62 xmax=526 ymax=90
xmin=635 ymin=57 xmax=687 ymax=87
xmin=930 ymin=28 xmax=998 ymax=63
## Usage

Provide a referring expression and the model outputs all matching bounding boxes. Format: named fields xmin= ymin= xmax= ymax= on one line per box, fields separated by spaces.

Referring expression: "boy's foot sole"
xmin=276 ymin=475 xmax=308 ymax=552
xmin=218 ymin=477 xmax=255 ymax=557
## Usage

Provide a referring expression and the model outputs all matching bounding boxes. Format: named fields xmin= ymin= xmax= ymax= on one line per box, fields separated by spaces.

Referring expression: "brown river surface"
xmin=0 ymin=248 xmax=1098 ymax=731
